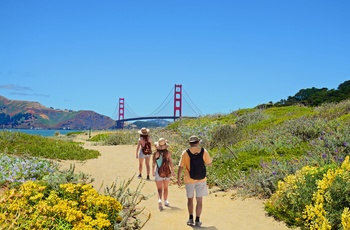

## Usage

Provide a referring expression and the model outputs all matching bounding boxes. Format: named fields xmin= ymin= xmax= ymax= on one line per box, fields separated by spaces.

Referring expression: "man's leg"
xmin=194 ymin=181 xmax=207 ymax=227
xmin=187 ymin=197 xmax=194 ymax=225
xmin=185 ymin=183 xmax=195 ymax=225
xmin=187 ymin=197 xmax=194 ymax=215
xmin=195 ymin=196 xmax=203 ymax=218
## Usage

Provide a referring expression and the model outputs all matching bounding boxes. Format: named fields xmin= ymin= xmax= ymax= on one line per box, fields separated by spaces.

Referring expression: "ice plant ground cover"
xmin=0 ymin=153 xmax=57 ymax=186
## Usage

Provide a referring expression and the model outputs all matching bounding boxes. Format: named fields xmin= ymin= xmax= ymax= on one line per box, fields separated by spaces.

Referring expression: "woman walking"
xmin=152 ymin=138 xmax=174 ymax=210
xmin=135 ymin=127 xmax=152 ymax=180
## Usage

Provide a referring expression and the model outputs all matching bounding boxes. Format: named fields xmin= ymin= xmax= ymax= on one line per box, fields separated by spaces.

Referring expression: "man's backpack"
xmin=186 ymin=148 xmax=206 ymax=180
xmin=158 ymin=150 xmax=172 ymax=178
xmin=142 ymin=140 xmax=152 ymax=155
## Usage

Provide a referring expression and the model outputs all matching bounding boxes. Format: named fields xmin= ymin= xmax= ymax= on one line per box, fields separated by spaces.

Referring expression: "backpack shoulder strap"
xmin=186 ymin=149 xmax=194 ymax=157
xmin=199 ymin=148 xmax=204 ymax=156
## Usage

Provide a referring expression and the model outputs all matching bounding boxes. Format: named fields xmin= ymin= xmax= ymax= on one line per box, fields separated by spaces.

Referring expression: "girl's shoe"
xmin=158 ymin=201 xmax=163 ymax=211
xmin=164 ymin=200 xmax=170 ymax=206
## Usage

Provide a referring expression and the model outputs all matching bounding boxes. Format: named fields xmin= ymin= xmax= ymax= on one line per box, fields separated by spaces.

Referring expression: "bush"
xmin=265 ymin=156 xmax=350 ymax=229
xmin=0 ymin=131 xmax=100 ymax=160
xmin=208 ymin=124 xmax=241 ymax=149
xmin=0 ymin=181 xmax=123 ymax=229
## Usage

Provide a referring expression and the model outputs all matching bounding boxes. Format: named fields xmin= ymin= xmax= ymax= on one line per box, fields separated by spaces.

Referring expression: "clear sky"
xmin=1 ymin=1 xmax=349 ymax=119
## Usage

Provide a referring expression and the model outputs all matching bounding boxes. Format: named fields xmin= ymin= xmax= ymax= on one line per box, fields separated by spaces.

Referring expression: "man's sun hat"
xmin=188 ymin=135 xmax=200 ymax=143
xmin=138 ymin=127 xmax=150 ymax=135
xmin=155 ymin=138 xmax=169 ymax=150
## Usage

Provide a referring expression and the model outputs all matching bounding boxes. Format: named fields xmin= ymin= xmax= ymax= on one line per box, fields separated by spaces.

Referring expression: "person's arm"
xmin=177 ymin=166 xmax=183 ymax=187
xmin=169 ymin=152 xmax=175 ymax=177
xmin=204 ymin=149 xmax=212 ymax=166
xmin=152 ymin=152 xmax=156 ymax=176
xmin=136 ymin=140 xmax=141 ymax=159
xmin=149 ymin=138 xmax=153 ymax=152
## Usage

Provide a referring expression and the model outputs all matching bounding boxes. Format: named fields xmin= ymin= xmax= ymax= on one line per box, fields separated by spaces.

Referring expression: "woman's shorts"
xmin=185 ymin=181 xmax=208 ymax=198
xmin=154 ymin=169 xmax=171 ymax=182
xmin=139 ymin=150 xmax=151 ymax=159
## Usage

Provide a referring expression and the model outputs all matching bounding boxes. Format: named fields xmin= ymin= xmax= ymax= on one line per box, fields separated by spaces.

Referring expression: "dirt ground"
xmin=58 ymin=135 xmax=296 ymax=230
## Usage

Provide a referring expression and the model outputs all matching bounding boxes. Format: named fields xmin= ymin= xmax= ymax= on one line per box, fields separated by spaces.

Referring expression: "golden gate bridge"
xmin=115 ymin=84 xmax=203 ymax=129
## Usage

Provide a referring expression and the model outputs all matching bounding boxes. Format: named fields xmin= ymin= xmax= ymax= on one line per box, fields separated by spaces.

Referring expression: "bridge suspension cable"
xmin=124 ymin=101 xmax=141 ymax=118
xmin=116 ymin=84 xmax=203 ymax=125
xmin=183 ymin=87 xmax=204 ymax=116
xmin=146 ymin=86 xmax=174 ymax=117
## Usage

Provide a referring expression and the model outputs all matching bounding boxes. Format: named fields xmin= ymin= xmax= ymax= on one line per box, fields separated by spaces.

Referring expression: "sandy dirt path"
xmin=59 ymin=141 xmax=294 ymax=230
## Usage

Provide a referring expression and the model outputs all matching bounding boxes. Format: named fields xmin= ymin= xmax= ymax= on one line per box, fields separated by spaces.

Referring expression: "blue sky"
xmin=1 ymin=1 xmax=349 ymax=119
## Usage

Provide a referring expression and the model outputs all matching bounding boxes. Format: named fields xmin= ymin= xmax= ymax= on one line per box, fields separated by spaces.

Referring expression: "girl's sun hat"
xmin=155 ymin=138 xmax=169 ymax=150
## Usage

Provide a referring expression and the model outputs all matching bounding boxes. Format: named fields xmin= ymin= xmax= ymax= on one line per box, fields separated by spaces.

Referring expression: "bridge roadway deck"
xmin=119 ymin=116 xmax=180 ymax=122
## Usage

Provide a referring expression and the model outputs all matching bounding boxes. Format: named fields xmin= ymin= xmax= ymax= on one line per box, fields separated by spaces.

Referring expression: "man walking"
xmin=177 ymin=135 xmax=212 ymax=227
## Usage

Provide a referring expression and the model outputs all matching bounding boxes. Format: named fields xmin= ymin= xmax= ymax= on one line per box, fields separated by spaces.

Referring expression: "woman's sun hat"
xmin=138 ymin=127 xmax=150 ymax=135
xmin=155 ymin=138 xmax=169 ymax=150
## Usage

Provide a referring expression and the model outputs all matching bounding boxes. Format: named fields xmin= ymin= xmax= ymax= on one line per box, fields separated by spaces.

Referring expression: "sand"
xmin=59 ymin=137 xmax=295 ymax=230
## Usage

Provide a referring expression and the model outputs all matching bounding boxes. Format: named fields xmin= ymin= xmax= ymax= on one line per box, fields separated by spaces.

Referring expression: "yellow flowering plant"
xmin=303 ymin=156 xmax=350 ymax=230
xmin=266 ymin=156 xmax=350 ymax=229
xmin=0 ymin=181 xmax=123 ymax=229
xmin=265 ymin=164 xmax=335 ymax=227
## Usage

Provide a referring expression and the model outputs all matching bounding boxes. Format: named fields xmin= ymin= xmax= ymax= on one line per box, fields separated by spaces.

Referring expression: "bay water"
xmin=1 ymin=129 xmax=83 ymax=137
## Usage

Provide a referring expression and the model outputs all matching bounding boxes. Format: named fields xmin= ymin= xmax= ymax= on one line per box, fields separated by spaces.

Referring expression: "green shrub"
xmin=302 ymin=157 xmax=350 ymax=229
xmin=208 ymin=124 xmax=241 ymax=149
xmin=101 ymin=131 xmax=138 ymax=145
xmin=0 ymin=181 xmax=123 ymax=229
xmin=66 ymin=131 xmax=85 ymax=137
xmin=266 ymin=156 xmax=350 ymax=229
xmin=0 ymin=131 xmax=100 ymax=160
xmin=265 ymin=164 xmax=336 ymax=227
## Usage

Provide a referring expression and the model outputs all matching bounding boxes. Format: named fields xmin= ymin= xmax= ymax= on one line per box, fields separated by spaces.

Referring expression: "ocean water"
xmin=1 ymin=129 xmax=83 ymax=137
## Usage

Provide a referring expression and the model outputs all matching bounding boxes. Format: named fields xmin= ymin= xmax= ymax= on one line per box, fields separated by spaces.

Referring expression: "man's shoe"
xmin=187 ymin=219 xmax=194 ymax=226
xmin=195 ymin=221 xmax=202 ymax=227
xmin=137 ymin=174 xmax=142 ymax=178
xmin=146 ymin=175 xmax=150 ymax=180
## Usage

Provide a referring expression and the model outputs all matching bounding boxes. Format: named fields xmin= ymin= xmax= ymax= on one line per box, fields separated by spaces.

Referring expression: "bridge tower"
xmin=116 ymin=98 xmax=124 ymax=129
xmin=174 ymin=84 xmax=182 ymax=119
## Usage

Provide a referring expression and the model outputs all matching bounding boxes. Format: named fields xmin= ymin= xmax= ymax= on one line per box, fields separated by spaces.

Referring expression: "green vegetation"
xmin=261 ymin=80 xmax=350 ymax=107
xmin=65 ymin=130 xmax=85 ymax=137
xmin=265 ymin=158 xmax=350 ymax=229
xmin=0 ymin=132 xmax=149 ymax=229
xmin=90 ymin=131 xmax=138 ymax=145
xmin=0 ymin=130 xmax=100 ymax=160
xmin=1 ymin=92 xmax=350 ymax=229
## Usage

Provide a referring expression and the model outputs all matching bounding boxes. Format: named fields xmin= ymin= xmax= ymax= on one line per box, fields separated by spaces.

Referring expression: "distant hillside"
xmin=0 ymin=96 xmax=116 ymax=130
xmin=125 ymin=119 xmax=171 ymax=129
